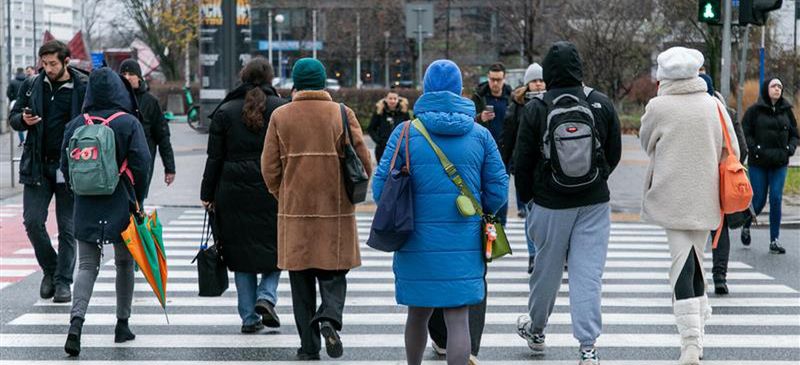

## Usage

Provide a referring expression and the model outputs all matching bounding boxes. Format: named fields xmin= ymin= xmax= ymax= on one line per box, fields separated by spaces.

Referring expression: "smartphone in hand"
xmin=23 ymin=107 xmax=37 ymax=118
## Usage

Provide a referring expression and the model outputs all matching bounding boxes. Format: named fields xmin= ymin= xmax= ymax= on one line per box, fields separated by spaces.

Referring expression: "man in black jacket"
xmin=120 ymin=59 xmax=176 ymax=190
xmin=9 ymin=41 xmax=88 ymax=303
xmin=513 ymin=41 xmax=621 ymax=365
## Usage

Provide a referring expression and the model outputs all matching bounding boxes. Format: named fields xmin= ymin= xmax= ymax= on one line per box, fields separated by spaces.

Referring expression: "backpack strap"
xmin=119 ymin=159 xmax=134 ymax=186
xmin=83 ymin=111 xmax=128 ymax=126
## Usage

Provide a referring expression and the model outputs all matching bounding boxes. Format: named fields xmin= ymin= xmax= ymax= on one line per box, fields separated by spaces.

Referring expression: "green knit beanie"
xmin=292 ymin=58 xmax=327 ymax=91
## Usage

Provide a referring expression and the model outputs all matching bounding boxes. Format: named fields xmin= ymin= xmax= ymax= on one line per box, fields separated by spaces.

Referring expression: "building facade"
xmin=7 ymin=0 xmax=82 ymax=71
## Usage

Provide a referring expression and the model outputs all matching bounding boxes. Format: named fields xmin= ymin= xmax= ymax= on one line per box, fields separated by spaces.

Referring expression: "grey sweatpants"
xmin=70 ymin=240 xmax=134 ymax=320
xmin=526 ymin=202 xmax=610 ymax=348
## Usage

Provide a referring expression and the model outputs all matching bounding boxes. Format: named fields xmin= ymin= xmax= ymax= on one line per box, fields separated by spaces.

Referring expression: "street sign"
xmin=405 ymin=2 xmax=434 ymax=39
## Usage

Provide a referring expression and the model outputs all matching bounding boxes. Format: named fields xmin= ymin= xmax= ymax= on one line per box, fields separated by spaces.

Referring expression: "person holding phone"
xmin=9 ymin=40 xmax=88 ymax=304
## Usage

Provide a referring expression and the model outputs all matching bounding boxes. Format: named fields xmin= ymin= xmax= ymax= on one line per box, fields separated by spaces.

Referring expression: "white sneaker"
xmin=431 ymin=341 xmax=446 ymax=356
xmin=516 ymin=314 xmax=545 ymax=353
xmin=579 ymin=347 xmax=600 ymax=365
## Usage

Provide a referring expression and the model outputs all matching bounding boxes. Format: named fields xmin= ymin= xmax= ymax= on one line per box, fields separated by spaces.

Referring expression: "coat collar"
xmin=293 ymin=90 xmax=332 ymax=102
xmin=657 ymin=77 xmax=707 ymax=96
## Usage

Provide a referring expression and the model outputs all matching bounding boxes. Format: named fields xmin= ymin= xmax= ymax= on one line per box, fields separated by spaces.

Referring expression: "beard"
xmin=47 ymin=64 xmax=66 ymax=82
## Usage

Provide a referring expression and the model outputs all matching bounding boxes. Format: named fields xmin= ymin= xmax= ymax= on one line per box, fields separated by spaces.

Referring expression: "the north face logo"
xmin=70 ymin=147 xmax=99 ymax=161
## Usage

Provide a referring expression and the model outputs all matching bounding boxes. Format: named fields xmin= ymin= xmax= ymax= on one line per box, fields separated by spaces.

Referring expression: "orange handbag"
xmin=713 ymin=103 xmax=753 ymax=248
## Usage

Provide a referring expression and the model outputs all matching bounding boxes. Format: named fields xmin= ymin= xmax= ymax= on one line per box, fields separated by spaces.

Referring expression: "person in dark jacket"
xmin=741 ymin=77 xmax=799 ymax=254
xmin=200 ymin=57 xmax=286 ymax=334
xmin=472 ymin=63 xmax=512 ymax=227
xmin=7 ymin=68 xmax=27 ymax=147
xmin=9 ymin=40 xmax=88 ymax=303
xmin=119 ymin=59 xmax=176 ymax=189
xmin=699 ymin=73 xmax=749 ymax=295
xmin=60 ymin=67 xmax=151 ymax=356
xmin=504 ymin=62 xmax=546 ymax=274
xmin=367 ymin=90 xmax=411 ymax=163
xmin=514 ymin=41 xmax=621 ymax=365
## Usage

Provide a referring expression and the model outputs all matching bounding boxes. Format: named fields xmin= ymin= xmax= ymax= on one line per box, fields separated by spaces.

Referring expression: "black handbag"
xmin=191 ymin=210 xmax=229 ymax=297
xmin=726 ymin=206 xmax=757 ymax=229
xmin=339 ymin=103 xmax=370 ymax=204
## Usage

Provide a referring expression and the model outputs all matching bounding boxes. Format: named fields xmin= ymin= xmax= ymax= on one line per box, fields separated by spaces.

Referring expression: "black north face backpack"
xmin=541 ymin=87 xmax=603 ymax=193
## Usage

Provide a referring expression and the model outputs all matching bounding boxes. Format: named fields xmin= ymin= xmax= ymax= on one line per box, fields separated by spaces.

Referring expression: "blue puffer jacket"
xmin=372 ymin=90 xmax=508 ymax=308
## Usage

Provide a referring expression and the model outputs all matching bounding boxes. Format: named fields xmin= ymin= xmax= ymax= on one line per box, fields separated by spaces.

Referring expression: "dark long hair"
xmin=240 ymin=57 xmax=274 ymax=132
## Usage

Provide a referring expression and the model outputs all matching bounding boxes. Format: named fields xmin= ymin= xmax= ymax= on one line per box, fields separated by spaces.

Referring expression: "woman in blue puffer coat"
xmin=372 ymin=59 xmax=508 ymax=365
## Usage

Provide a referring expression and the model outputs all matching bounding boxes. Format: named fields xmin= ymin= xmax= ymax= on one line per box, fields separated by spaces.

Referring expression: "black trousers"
xmin=375 ymin=144 xmax=387 ymax=164
xmin=428 ymin=288 xmax=487 ymax=356
xmin=711 ymin=219 xmax=730 ymax=281
xmin=289 ymin=269 xmax=348 ymax=355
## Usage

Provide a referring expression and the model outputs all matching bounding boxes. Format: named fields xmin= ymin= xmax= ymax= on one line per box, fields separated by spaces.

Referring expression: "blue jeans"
xmin=234 ymin=271 xmax=281 ymax=326
xmin=18 ymin=131 xmax=25 ymax=144
xmin=745 ymin=165 xmax=788 ymax=241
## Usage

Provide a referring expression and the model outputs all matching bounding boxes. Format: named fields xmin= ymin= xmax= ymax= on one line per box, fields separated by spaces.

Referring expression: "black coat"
xmin=742 ymin=78 xmax=799 ymax=168
xmin=10 ymin=67 xmax=88 ymax=185
xmin=6 ymin=73 xmax=26 ymax=101
xmin=200 ymin=84 xmax=286 ymax=273
xmin=60 ymin=68 xmax=151 ymax=245
xmin=367 ymin=98 xmax=411 ymax=147
xmin=503 ymin=86 xmax=542 ymax=170
xmin=135 ymin=84 xmax=176 ymax=175
xmin=514 ymin=41 xmax=622 ymax=209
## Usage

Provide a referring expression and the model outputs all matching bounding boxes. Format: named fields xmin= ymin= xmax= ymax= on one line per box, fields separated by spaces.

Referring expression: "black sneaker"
xmin=53 ymin=284 xmax=72 ymax=303
xmin=40 ymin=274 xmax=55 ymax=299
xmin=320 ymin=321 xmax=343 ymax=358
xmin=527 ymin=256 xmax=535 ymax=274
xmin=741 ymin=227 xmax=751 ymax=246
xmin=296 ymin=349 xmax=321 ymax=360
xmin=64 ymin=317 xmax=83 ymax=356
xmin=241 ymin=322 xmax=265 ymax=333
xmin=769 ymin=240 xmax=786 ymax=254
xmin=114 ymin=319 xmax=136 ymax=343
xmin=254 ymin=299 xmax=280 ymax=328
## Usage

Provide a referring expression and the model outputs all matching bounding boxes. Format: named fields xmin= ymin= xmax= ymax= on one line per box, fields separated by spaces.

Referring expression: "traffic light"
xmin=698 ymin=0 xmax=722 ymax=24
xmin=739 ymin=0 xmax=784 ymax=26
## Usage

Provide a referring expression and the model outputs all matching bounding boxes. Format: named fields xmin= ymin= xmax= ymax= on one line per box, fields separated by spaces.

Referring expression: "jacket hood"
xmin=758 ymin=77 xmax=791 ymax=110
xmin=82 ymin=67 xmax=137 ymax=114
xmin=657 ymin=77 xmax=708 ymax=97
xmin=413 ymin=91 xmax=475 ymax=136
xmin=14 ymin=73 xmax=26 ymax=81
xmin=208 ymin=82 xmax=279 ymax=119
xmin=475 ymin=81 xmax=512 ymax=98
xmin=543 ymin=41 xmax=583 ymax=89
xmin=375 ymin=96 xmax=409 ymax=114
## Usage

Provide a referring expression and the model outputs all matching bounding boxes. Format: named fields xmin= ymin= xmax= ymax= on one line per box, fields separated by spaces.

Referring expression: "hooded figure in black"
xmin=61 ymin=67 xmax=151 ymax=356
xmin=513 ymin=41 xmax=621 ymax=364
xmin=740 ymin=77 xmax=798 ymax=254
xmin=200 ymin=57 xmax=287 ymax=333
xmin=119 ymin=58 xmax=176 ymax=191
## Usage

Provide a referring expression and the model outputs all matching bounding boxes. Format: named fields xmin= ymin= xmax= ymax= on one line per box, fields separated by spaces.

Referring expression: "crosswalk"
xmin=0 ymin=208 xmax=798 ymax=363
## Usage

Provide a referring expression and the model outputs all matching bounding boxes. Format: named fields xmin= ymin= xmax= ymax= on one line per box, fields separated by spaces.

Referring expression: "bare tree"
xmin=80 ymin=0 xmax=106 ymax=51
xmin=657 ymin=0 xmax=722 ymax=85
xmin=119 ymin=0 xmax=199 ymax=81
xmin=556 ymin=0 xmax=662 ymax=103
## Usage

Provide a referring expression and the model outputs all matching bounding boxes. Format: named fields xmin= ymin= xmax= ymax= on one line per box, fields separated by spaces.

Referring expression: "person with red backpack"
xmin=639 ymin=47 xmax=741 ymax=365
xmin=59 ymin=67 xmax=151 ymax=356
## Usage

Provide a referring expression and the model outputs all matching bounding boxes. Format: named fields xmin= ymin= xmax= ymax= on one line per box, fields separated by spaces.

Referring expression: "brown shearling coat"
xmin=261 ymin=90 xmax=372 ymax=271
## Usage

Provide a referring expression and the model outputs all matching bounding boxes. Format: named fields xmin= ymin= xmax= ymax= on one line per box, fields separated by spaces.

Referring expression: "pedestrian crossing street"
xmin=1 ymin=208 xmax=798 ymax=363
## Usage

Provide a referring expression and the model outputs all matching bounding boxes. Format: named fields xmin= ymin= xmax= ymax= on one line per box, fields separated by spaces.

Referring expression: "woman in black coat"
xmin=200 ymin=57 xmax=287 ymax=333
xmin=741 ymin=77 xmax=799 ymax=254
xmin=367 ymin=91 xmax=411 ymax=163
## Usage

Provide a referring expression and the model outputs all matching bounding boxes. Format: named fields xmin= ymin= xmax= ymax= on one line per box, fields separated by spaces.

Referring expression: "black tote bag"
xmin=340 ymin=103 xmax=370 ymax=204
xmin=191 ymin=210 xmax=229 ymax=297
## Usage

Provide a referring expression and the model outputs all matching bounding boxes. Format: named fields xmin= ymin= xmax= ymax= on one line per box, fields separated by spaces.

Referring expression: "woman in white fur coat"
xmin=640 ymin=47 xmax=740 ymax=365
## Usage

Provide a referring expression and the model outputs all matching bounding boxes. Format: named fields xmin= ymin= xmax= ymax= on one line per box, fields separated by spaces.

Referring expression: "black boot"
xmin=114 ymin=318 xmax=136 ymax=343
xmin=320 ymin=320 xmax=343 ymax=358
xmin=713 ymin=274 xmax=729 ymax=295
xmin=64 ymin=317 xmax=84 ymax=356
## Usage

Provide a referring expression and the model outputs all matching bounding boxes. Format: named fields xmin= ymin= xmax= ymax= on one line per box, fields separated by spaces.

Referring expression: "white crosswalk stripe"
xmin=1 ymin=210 xmax=798 ymax=363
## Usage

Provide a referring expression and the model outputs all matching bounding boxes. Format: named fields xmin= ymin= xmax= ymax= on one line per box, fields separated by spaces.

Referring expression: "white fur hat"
xmin=656 ymin=47 xmax=704 ymax=81
xmin=524 ymin=63 xmax=543 ymax=84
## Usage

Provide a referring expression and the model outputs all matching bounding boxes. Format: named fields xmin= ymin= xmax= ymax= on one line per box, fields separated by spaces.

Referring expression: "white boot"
xmin=698 ymin=295 xmax=712 ymax=359
xmin=674 ymin=297 xmax=702 ymax=365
